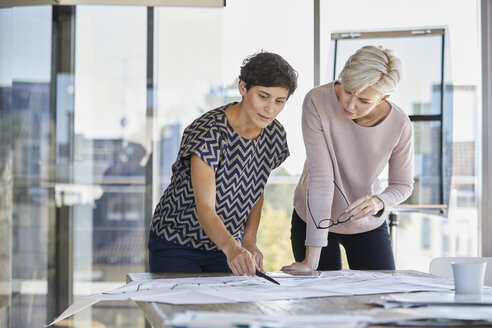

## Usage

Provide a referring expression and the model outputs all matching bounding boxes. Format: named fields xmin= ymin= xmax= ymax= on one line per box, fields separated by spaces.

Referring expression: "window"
xmin=72 ymin=5 xmax=148 ymax=326
xmin=1 ymin=1 xmax=481 ymax=327
xmin=329 ymin=29 xmax=449 ymax=209
xmin=154 ymin=1 xmax=314 ymax=271
xmin=0 ymin=5 xmax=53 ymax=327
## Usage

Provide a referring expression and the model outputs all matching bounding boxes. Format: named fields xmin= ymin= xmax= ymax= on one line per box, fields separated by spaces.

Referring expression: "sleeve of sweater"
xmin=302 ymin=92 xmax=335 ymax=247
xmin=376 ymin=118 xmax=414 ymax=216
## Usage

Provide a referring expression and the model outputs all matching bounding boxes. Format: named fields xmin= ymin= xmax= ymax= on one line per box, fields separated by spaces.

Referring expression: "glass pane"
xmin=10 ymin=5 xmax=52 ymax=328
xmin=0 ymin=7 xmax=12 ymax=328
xmin=155 ymin=1 xmax=313 ymax=272
xmin=221 ymin=1 xmax=314 ymax=271
xmin=396 ymin=209 xmax=478 ymax=271
xmin=73 ymin=5 xmax=147 ymax=326
xmin=331 ymin=36 xmax=443 ymax=116
xmin=330 ymin=35 xmax=446 ymax=207
xmin=222 ymin=0 xmax=314 ymax=178
xmin=155 ymin=7 xmax=224 ymax=195
xmin=407 ymin=120 xmax=442 ymax=205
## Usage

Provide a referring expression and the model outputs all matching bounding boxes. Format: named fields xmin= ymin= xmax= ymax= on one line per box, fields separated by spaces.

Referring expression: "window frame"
xmin=330 ymin=28 xmax=448 ymax=211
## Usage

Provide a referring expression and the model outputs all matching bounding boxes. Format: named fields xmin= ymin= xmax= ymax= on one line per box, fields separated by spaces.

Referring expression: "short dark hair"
xmin=239 ymin=51 xmax=298 ymax=97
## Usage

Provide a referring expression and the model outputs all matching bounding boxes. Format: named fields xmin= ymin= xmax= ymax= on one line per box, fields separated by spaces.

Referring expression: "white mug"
xmin=451 ymin=261 xmax=487 ymax=296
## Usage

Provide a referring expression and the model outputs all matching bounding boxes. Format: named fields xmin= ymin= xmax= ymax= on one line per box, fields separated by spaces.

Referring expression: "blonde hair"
xmin=338 ymin=45 xmax=402 ymax=96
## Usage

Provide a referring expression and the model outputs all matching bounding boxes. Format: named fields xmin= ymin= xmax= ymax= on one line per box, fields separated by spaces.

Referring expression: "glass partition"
xmin=154 ymin=6 xmax=224 ymax=195
xmin=71 ymin=5 xmax=147 ymax=326
xmin=0 ymin=1 xmax=481 ymax=326
xmin=0 ymin=7 xmax=12 ymax=328
xmin=329 ymin=35 xmax=443 ymax=116
xmin=8 ymin=6 xmax=52 ymax=327
xmin=330 ymin=31 xmax=447 ymax=208
xmin=154 ymin=0 xmax=314 ymax=271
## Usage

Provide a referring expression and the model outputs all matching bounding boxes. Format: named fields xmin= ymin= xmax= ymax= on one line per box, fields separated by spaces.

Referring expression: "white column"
xmin=480 ymin=0 xmax=492 ymax=257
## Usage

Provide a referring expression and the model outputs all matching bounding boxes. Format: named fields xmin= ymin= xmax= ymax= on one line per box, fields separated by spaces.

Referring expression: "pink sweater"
xmin=293 ymin=82 xmax=414 ymax=247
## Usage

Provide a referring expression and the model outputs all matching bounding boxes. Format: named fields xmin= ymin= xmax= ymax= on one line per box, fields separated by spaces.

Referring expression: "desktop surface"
xmin=126 ymin=271 xmax=492 ymax=328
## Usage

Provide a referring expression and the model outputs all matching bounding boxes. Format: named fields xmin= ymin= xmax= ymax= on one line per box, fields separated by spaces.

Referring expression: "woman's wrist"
xmin=220 ymin=238 xmax=242 ymax=257
xmin=372 ymin=196 xmax=384 ymax=213
xmin=242 ymin=236 xmax=257 ymax=247
xmin=301 ymin=259 xmax=318 ymax=271
xmin=303 ymin=246 xmax=322 ymax=270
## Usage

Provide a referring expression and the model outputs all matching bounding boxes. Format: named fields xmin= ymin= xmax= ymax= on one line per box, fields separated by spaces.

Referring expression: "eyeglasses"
xmin=307 ymin=181 xmax=352 ymax=229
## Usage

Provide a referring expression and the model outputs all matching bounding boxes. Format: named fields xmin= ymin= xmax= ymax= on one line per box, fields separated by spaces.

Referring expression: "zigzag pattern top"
xmin=150 ymin=103 xmax=289 ymax=251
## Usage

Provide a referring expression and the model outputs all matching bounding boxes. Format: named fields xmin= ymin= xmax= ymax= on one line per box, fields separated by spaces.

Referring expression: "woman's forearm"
xmin=196 ymin=207 xmax=240 ymax=256
xmin=303 ymin=245 xmax=322 ymax=270
xmin=242 ymin=194 xmax=263 ymax=245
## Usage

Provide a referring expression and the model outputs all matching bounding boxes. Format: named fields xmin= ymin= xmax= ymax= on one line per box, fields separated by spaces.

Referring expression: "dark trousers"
xmin=291 ymin=209 xmax=395 ymax=270
xmin=148 ymin=231 xmax=231 ymax=273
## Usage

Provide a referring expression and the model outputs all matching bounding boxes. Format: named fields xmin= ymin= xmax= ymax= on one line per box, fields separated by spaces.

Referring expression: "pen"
xmin=255 ymin=269 xmax=280 ymax=285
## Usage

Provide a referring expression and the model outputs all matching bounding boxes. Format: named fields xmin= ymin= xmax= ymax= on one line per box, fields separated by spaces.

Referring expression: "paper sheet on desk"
xmin=44 ymin=299 xmax=100 ymax=327
xmin=45 ymin=270 xmax=460 ymax=326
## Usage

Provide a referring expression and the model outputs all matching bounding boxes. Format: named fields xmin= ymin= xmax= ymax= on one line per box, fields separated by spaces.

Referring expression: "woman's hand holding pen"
xmin=346 ymin=195 xmax=384 ymax=220
xmin=223 ymin=242 xmax=256 ymax=276
xmin=242 ymin=240 xmax=264 ymax=273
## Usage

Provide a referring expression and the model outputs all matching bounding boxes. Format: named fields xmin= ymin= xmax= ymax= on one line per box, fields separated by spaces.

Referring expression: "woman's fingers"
xmin=347 ymin=196 xmax=379 ymax=220
xmin=256 ymin=252 xmax=264 ymax=271
xmin=228 ymin=247 xmax=256 ymax=276
xmin=345 ymin=195 xmax=368 ymax=212
xmin=242 ymin=244 xmax=264 ymax=272
xmin=230 ymin=264 xmax=239 ymax=276
xmin=281 ymin=261 xmax=313 ymax=272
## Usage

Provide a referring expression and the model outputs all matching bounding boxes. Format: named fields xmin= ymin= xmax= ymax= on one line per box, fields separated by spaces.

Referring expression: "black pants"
xmin=291 ymin=209 xmax=395 ymax=270
xmin=148 ymin=230 xmax=231 ymax=273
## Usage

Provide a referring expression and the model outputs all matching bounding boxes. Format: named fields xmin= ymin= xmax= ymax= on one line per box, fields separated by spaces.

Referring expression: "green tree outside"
xmin=256 ymin=167 xmax=297 ymax=272
xmin=257 ymin=200 xmax=294 ymax=272
xmin=257 ymin=167 xmax=349 ymax=271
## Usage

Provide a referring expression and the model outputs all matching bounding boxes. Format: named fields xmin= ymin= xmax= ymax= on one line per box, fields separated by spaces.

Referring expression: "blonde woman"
xmin=282 ymin=45 xmax=413 ymax=272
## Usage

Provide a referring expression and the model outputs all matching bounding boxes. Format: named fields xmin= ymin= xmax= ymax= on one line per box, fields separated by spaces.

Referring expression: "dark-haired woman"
xmin=149 ymin=51 xmax=298 ymax=275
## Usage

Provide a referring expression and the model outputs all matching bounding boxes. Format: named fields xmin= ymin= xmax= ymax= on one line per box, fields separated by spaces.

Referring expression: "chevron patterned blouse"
xmin=150 ymin=103 xmax=289 ymax=251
